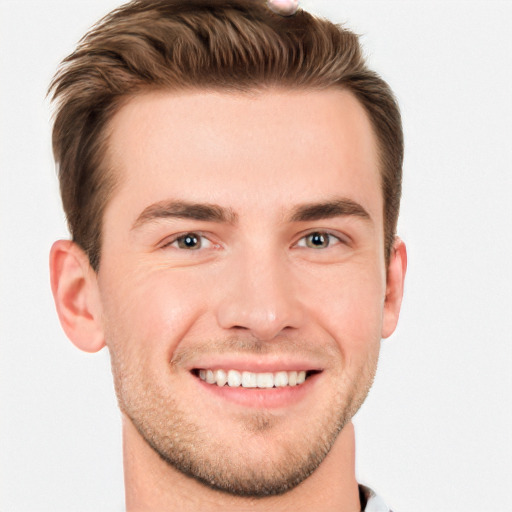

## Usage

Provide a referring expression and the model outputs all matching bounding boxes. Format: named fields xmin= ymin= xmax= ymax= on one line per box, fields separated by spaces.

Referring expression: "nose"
xmin=216 ymin=247 xmax=304 ymax=341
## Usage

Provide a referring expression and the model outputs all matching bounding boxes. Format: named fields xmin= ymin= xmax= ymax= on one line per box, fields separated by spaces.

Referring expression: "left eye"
xmin=296 ymin=231 xmax=341 ymax=249
xmin=166 ymin=232 xmax=212 ymax=250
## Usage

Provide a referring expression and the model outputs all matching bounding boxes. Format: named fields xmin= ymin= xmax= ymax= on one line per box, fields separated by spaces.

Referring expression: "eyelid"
xmin=159 ymin=231 xmax=217 ymax=250
xmin=157 ymin=229 xmax=350 ymax=251
xmin=293 ymin=229 xmax=351 ymax=248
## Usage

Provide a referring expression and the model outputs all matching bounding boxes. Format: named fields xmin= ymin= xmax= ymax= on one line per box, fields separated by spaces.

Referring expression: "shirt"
xmin=359 ymin=484 xmax=393 ymax=512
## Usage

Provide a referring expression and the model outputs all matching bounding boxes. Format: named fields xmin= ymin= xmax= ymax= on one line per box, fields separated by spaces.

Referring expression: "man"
xmin=49 ymin=0 xmax=406 ymax=510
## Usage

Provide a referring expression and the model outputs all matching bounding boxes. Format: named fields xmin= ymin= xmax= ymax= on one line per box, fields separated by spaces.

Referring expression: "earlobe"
xmin=381 ymin=237 xmax=407 ymax=339
xmin=49 ymin=240 xmax=106 ymax=353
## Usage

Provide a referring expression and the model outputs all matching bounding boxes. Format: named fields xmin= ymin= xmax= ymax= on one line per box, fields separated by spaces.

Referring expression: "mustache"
xmin=170 ymin=335 xmax=338 ymax=367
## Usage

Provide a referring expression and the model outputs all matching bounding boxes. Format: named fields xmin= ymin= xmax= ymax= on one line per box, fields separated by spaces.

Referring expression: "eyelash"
xmin=294 ymin=231 xmax=346 ymax=249
xmin=160 ymin=230 xmax=347 ymax=251
xmin=160 ymin=232 xmax=215 ymax=251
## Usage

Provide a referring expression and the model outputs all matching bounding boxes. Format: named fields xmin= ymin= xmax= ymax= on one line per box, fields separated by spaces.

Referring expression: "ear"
xmin=381 ymin=236 xmax=407 ymax=339
xmin=49 ymin=240 xmax=106 ymax=353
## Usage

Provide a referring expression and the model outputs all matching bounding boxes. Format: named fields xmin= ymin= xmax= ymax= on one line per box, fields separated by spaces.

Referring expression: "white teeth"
xmin=198 ymin=369 xmax=310 ymax=388
xmin=215 ymin=369 xmax=228 ymax=387
xmin=242 ymin=371 xmax=257 ymax=388
xmin=227 ymin=369 xmax=242 ymax=387
xmin=256 ymin=372 xmax=274 ymax=388
xmin=274 ymin=371 xmax=288 ymax=387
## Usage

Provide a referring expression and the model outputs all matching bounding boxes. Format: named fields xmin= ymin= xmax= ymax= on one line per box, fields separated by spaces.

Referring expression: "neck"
xmin=123 ymin=415 xmax=360 ymax=512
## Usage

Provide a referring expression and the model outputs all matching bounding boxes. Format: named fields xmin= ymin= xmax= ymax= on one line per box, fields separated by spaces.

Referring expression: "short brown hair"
xmin=49 ymin=0 xmax=403 ymax=270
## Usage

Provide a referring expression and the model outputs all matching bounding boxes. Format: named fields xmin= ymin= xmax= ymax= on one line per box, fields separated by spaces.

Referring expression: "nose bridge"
xmin=216 ymin=242 xmax=303 ymax=340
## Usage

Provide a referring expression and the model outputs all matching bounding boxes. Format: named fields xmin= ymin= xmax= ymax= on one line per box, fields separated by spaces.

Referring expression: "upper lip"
xmin=182 ymin=356 xmax=324 ymax=373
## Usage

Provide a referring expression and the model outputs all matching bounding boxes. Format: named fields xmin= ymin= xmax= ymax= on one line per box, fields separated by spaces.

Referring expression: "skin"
xmin=50 ymin=88 xmax=406 ymax=511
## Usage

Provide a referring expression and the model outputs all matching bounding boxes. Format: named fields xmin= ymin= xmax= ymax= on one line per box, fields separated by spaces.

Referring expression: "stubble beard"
xmin=108 ymin=340 xmax=379 ymax=498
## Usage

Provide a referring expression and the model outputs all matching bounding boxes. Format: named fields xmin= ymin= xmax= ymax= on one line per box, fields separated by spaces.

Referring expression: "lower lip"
xmin=193 ymin=372 xmax=321 ymax=409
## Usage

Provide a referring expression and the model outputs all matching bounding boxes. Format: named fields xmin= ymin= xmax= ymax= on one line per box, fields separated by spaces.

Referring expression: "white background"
xmin=1 ymin=1 xmax=511 ymax=511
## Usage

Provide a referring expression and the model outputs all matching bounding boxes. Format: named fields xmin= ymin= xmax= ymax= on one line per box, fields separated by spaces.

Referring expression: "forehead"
xmin=104 ymin=88 xmax=382 ymax=222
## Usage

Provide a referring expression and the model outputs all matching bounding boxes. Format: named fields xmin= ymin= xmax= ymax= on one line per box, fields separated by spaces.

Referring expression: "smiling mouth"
xmin=192 ymin=369 xmax=320 ymax=388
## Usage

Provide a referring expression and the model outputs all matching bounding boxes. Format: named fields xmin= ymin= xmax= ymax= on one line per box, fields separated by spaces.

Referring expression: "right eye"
xmin=162 ymin=232 xmax=213 ymax=251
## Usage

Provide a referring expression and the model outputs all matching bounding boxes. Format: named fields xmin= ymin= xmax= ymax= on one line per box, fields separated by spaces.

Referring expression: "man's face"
xmin=96 ymin=88 xmax=389 ymax=496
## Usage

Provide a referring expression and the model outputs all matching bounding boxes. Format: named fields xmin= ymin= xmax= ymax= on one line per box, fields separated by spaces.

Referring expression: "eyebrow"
xmin=288 ymin=198 xmax=371 ymax=223
xmin=131 ymin=200 xmax=238 ymax=230
xmin=132 ymin=197 xmax=370 ymax=231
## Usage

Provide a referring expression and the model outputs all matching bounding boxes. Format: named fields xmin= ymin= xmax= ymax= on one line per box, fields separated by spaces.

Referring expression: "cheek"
xmin=98 ymin=264 xmax=209 ymax=359
xmin=301 ymin=262 xmax=385 ymax=354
